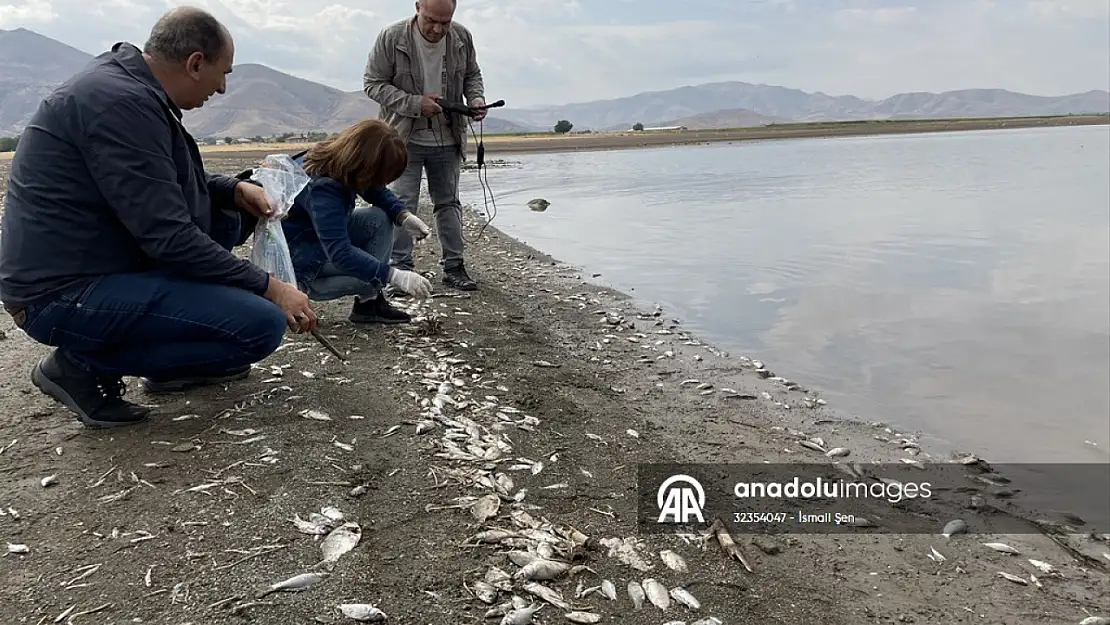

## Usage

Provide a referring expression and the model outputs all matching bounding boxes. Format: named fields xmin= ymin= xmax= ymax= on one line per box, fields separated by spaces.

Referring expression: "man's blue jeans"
xmin=16 ymin=207 xmax=287 ymax=381
xmin=300 ymin=205 xmax=394 ymax=301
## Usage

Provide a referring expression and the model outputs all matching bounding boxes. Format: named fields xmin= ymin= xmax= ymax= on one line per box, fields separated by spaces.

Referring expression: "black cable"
xmin=427 ymin=103 xmax=498 ymax=246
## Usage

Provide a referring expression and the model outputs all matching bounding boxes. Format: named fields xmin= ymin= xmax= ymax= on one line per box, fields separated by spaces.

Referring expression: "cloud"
xmin=1 ymin=0 xmax=1107 ymax=105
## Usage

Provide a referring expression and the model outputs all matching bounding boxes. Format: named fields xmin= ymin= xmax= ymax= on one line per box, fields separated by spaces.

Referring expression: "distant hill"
xmin=0 ymin=28 xmax=96 ymax=135
xmin=1 ymin=28 xmax=1108 ymax=138
xmin=496 ymin=82 xmax=1110 ymax=131
xmin=0 ymin=29 xmax=533 ymax=138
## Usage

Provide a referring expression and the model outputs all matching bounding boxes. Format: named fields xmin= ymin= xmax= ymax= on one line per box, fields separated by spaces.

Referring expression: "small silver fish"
xmin=320 ymin=523 xmax=361 ymax=566
xmin=660 ymin=549 xmax=688 ymax=572
xmin=338 ymin=603 xmax=387 ymax=622
xmin=997 ymin=571 xmax=1028 ymax=585
xmin=642 ymin=578 xmax=670 ymax=610
xmin=670 ymin=586 xmax=701 ymax=609
xmin=471 ymin=580 xmax=499 ymax=604
xmin=983 ymin=542 xmax=1020 ymax=555
xmin=500 ymin=602 xmax=542 ymax=624
xmin=259 ymin=572 xmax=328 ymax=597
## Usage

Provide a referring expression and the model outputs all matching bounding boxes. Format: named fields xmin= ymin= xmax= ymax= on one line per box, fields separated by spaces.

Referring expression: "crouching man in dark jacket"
xmin=0 ymin=7 xmax=317 ymax=429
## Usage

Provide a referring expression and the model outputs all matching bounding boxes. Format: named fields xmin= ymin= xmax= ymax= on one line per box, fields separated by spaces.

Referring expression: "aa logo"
xmin=656 ymin=474 xmax=705 ymax=523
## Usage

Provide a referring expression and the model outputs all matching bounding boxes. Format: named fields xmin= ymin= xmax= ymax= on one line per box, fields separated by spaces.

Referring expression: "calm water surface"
xmin=460 ymin=126 xmax=1110 ymax=464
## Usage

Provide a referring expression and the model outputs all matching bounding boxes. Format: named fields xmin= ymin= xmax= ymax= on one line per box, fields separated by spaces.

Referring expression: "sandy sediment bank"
xmin=0 ymin=160 xmax=1108 ymax=624
xmin=179 ymin=114 xmax=1110 ymax=161
xmin=3 ymin=115 xmax=1105 ymax=164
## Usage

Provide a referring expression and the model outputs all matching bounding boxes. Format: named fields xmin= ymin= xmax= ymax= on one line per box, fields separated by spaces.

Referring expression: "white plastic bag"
xmin=248 ymin=154 xmax=310 ymax=285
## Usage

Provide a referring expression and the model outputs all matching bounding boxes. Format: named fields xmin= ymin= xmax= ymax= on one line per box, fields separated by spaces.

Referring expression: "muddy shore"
xmin=1 ymin=155 xmax=1109 ymax=624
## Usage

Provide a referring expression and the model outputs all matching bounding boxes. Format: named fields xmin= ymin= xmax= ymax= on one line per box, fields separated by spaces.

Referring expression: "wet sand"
xmin=0 ymin=154 xmax=1108 ymax=624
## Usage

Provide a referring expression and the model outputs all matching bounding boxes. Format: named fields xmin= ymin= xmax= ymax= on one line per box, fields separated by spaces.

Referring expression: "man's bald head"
xmin=142 ymin=6 xmax=235 ymax=110
xmin=144 ymin=6 xmax=231 ymax=65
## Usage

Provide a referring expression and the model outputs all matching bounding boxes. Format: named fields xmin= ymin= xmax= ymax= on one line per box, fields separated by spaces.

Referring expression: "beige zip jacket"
xmin=362 ymin=16 xmax=486 ymax=158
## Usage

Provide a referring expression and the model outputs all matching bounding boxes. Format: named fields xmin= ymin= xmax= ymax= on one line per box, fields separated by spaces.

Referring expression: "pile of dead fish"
xmin=384 ymin=306 xmax=727 ymax=623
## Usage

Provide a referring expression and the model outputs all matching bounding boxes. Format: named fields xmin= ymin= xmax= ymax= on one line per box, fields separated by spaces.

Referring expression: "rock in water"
xmin=941 ymin=519 xmax=967 ymax=538
xmin=527 ymin=198 xmax=550 ymax=212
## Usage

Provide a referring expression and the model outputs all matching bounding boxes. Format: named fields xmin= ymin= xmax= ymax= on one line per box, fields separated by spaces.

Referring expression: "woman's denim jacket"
xmin=281 ymin=176 xmax=407 ymax=293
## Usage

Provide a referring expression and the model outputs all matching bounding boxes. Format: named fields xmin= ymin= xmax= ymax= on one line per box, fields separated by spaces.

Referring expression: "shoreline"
xmin=1 ymin=157 xmax=1108 ymax=623
xmin=2 ymin=115 xmax=1106 ymax=163
xmin=211 ymin=113 xmax=1110 ymax=158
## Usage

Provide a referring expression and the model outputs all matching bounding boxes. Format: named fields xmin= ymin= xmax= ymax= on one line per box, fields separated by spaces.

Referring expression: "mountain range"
xmin=2 ymin=27 xmax=1108 ymax=139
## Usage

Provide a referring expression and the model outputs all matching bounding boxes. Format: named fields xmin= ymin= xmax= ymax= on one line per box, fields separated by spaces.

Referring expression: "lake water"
xmin=459 ymin=125 xmax=1110 ymax=464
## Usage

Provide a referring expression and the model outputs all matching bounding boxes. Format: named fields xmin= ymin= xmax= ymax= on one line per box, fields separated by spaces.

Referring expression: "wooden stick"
xmin=310 ymin=328 xmax=346 ymax=362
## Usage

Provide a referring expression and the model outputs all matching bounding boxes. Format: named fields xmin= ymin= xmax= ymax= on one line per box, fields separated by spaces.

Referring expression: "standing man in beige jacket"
xmin=363 ymin=0 xmax=486 ymax=292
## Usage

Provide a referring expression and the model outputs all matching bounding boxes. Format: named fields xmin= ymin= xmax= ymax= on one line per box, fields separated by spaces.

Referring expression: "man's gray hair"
xmin=143 ymin=6 xmax=228 ymax=64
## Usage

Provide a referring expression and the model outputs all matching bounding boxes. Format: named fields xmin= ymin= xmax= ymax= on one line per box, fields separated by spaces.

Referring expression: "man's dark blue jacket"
xmin=0 ymin=42 xmax=270 ymax=311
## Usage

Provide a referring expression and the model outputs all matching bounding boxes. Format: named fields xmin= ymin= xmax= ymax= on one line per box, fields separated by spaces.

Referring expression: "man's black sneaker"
xmin=31 ymin=350 xmax=150 ymax=428
xmin=349 ymin=292 xmax=412 ymax=324
xmin=442 ymin=264 xmax=477 ymax=291
xmin=140 ymin=365 xmax=252 ymax=394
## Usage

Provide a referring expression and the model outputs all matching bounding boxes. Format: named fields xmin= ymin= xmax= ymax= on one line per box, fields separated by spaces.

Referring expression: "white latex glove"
xmin=401 ymin=213 xmax=431 ymax=241
xmin=388 ymin=267 xmax=432 ymax=299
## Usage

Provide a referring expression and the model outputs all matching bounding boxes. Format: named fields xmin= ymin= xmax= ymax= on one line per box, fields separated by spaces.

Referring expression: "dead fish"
xmin=536 ymin=542 xmax=555 ymax=560
xmin=997 ymin=571 xmax=1028 ymax=585
xmin=564 ymin=611 xmax=602 ymax=623
xmin=468 ymin=530 xmax=520 ymax=545
xmin=486 ymin=567 xmax=513 ymax=591
xmin=983 ymin=542 xmax=1020 ymax=555
xmin=660 ymin=549 xmax=688 ymax=572
xmin=291 ymin=514 xmax=330 ymax=535
xmin=643 ymin=578 xmax=670 ymax=610
xmin=471 ymin=579 xmax=499 ymax=604
xmin=500 ymin=603 xmax=542 ymax=625
xmin=320 ymin=506 xmax=345 ymax=523
xmin=507 ymin=550 xmax=539 ymax=567
xmin=522 ymin=582 xmax=572 ymax=610
xmin=259 ymin=572 xmax=328 ymax=597
xmin=670 ymin=586 xmax=700 ymax=609
xmin=600 ymin=579 xmax=617 ymax=600
xmin=799 ymin=440 xmax=826 ymax=453
xmin=471 ymin=494 xmax=501 ymax=522
xmin=1027 ymin=559 xmax=1057 ymax=575
xmin=515 ymin=559 xmax=571 ymax=581
xmin=338 ymin=603 xmax=387 ymax=622
xmin=320 ymin=523 xmax=362 ymax=564
xmin=942 ymin=519 xmax=967 ymax=538
xmin=299 ymin=409 xmax=331 ymax=421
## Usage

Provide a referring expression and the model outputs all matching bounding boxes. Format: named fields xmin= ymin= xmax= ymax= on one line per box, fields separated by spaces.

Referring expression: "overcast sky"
xmin=2 ymin=0 xmax=1108 ymax=107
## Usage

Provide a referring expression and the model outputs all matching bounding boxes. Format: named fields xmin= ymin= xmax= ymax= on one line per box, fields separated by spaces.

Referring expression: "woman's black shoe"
xmin=349 ymin=292 xmax=412 ymax=324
